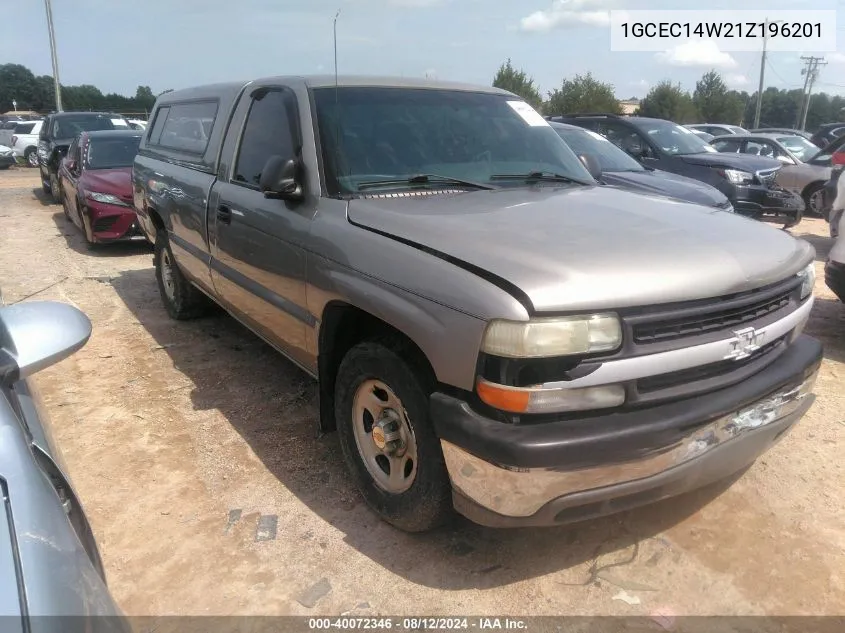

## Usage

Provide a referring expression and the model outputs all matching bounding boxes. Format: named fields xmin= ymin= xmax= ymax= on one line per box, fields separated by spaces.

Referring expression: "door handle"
xmin=217 ymin=205 xmax=232 ymax=224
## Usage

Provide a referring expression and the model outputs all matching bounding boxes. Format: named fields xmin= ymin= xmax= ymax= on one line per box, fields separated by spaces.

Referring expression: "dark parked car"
xmin=551 ymin=114 xmax=804 ymax=228
xmin=0 ymin=295 xmax=130 ymax=631
xmin=38 ymin=112 xmax=130 ymax=203
xmin=550 ymin=122 xmax=732 ymax=210
xmin=809 ymin=122 xmax=845 ymax=149
xmin=58 ymin=130 xmax=144 ymax=247
xmin=132 ymin=77 xmax=821 ymax=532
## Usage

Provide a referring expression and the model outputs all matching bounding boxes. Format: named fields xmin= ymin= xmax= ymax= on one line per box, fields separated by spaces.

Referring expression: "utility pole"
xmin=753 ymin=18 xmax=771 ymax=129
xmin=797 ymin=56 xmax=827 ymax=131
xmin=44 ymin=0 xmax=62 ymax=112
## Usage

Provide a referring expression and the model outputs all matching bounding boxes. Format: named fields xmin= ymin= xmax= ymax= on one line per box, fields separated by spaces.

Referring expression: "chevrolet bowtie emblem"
xmin=724 ymin=326 xmax=766 ymax=361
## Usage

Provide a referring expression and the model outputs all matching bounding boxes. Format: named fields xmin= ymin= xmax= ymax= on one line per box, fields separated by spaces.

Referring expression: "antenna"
xmin=332 ymin=9 xmax=343 ymax=192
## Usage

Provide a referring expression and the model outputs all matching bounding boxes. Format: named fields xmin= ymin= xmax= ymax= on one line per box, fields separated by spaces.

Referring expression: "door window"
xmin=712 ymin=138 xmax=742 ymax=153
xmin=598 ymin=122 xmax=652 ymax=158
xmin=233 ymin=88 xmax=300 ymax=189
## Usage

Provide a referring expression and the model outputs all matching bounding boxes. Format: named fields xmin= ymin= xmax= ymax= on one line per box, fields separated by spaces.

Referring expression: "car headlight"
xmin=85 ymin=191 xmax=130 ymax=207
xmin=480 ymin=314 xmax=622 ymax=358
xmin=798 ymin=262 xmax=815 ymax=300
xmin=717 ymin=169 xmax=754 ymax=184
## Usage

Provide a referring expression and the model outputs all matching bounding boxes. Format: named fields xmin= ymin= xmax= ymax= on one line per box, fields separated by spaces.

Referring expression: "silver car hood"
xmin=347 ymin=186 xmax=814 ymax=312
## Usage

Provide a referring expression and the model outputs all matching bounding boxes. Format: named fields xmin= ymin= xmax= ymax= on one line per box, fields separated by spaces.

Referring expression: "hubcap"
xmin=161 ymin=249 xmax=176 ymax=300
xmin=27 ymin=152 xmax=38 ymax=167
xmin=809 ymin=189 xmax=823 ymax=214
xmin=351 ymin=379 xmax=418 ymax=493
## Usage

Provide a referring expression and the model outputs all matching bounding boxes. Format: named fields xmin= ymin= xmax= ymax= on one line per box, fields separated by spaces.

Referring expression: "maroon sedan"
xmin=59 ymin=130 xmax=143 ymax=247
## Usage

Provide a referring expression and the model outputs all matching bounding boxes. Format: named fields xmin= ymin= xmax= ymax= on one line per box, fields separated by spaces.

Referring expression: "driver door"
xmin=59 ymin=137 xmax=82 ymax=221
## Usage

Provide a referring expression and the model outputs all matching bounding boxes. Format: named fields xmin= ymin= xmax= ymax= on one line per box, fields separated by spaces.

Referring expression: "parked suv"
xmin=553 ymin=114 xmax=804 ymax=228
xmin=9 ymin=120 xmax=43 ymax=167
xmin=134 ymin=77 xmax=822 ymax=532
xmin=38 ymin=112 xmax=130 ymax=203
xmin=809 ymin=122 xmax=845 ymax=149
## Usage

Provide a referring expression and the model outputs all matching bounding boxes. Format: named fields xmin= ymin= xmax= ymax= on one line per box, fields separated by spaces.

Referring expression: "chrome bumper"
xmin=442 ymin=371 xmax=817 ymax=519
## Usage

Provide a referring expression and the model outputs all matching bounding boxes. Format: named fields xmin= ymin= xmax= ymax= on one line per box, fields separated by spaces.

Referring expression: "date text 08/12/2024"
xmin=308 ymin=618 xmax=528 ymax=630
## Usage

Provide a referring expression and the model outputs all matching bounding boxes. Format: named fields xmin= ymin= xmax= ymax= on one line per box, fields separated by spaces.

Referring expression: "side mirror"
xmin=64 ymin=158 xmax=76 ymax=172
xmin=0 ymin=301 xmax=92 ymax=386
xmin=259 ymin=156 xmax=303 ymax=200
xmin=776 ymin=155 xmax=794 ymax=165
xmin=832 ymin=151 xmax=845 ymax=166
xmin=578 ymin=153 xmax=603 ymax=180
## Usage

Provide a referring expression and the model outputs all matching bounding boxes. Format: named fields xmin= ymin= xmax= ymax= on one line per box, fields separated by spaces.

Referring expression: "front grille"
xmin=629 ymin=277 xmax=800 ymax=347
xmin=92 ymin=216 xmax=119 ymax=232
xmin=636 ymin=337 xmax=784 ymax=395
xmin=756 ymin=168 xmax=780 ymax=187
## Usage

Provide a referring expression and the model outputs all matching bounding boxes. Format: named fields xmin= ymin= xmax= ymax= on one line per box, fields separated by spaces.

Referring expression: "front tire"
xmin=154 ymin=231 xmax=207 ymax=320
xmin=25 ymin=148 xmax=38 ymax=168
xmin=49 ymin=172 xmax=62 ymax=204
xmin=803 ymin=182 xmax=825 ymax=218
xmin=334 ymin=338 xmax=452 ymax=532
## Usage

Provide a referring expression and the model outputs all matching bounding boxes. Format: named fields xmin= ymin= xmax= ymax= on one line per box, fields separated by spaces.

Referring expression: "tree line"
xmin=493 ymin=59 xmax=845 ymax=132
xmin=0 ymin=63 xmax=168 ymax=116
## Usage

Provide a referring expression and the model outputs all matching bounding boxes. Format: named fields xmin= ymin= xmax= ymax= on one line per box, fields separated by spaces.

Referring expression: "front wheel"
xmin=153 ymin=231 xmax=208 ymax=320
xmin=334 ymin=338 xmax=452 ymax=532
xmin=803 ymin=183 xmax=825 ymax=218
xmin=25 ymin=148 xmax=38 ymax=168
xmin=49 ymin=172 xmax=62 ymax=204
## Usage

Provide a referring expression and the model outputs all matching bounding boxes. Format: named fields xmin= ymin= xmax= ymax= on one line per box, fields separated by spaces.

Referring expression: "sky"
xmin=3 ymin=0 xmax=845 ymax=100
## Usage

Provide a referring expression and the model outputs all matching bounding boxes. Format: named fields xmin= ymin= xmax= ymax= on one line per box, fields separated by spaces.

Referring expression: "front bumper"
xmin=85 ymin=201 xmax=142 ymax=242
xmin=0 ymin=154 xmax=15 ymax=168
xmin=433 ymin=334 xmax=822 ymax=527
xmin=733 ymin=185 xmax=804 ymax=227
xmin=825 ymin=260 xmax=845 ymax=303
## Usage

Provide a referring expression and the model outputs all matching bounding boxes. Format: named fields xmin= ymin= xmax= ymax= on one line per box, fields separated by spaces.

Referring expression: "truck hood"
xmin=679 ymin=152 xmax=782 ymax=172
xmin=601 ymin=169 xmax=729 ymax=208
xmin=347 ymin=186 xmax=813 ymax=313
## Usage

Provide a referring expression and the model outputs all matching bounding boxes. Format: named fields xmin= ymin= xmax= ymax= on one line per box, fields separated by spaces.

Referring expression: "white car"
xmin=127 ymin=119 xmax=147 ymax=130
xmin=9 ymin=120 xmax=43 ymax=167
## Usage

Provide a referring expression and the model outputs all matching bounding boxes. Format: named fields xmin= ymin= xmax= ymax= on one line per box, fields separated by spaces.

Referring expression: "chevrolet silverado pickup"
xmin=132 ymin=77 xmax=822 ymax=532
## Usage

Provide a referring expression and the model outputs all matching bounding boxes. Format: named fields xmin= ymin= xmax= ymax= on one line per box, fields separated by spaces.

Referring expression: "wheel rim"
xmin=27 ymin=152 xmax=38 ymax=167
xmin=809 ymin=189 xmax=824 ymax=215
xmin=161 ymin=249 xmax=176 ymax=301
xmin=351 ymin=379 xmax=418 ymax=494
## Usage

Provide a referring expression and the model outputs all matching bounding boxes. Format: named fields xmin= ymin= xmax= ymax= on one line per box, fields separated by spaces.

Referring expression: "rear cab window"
xmin=146 ymin=101 xmax=219 ymax=155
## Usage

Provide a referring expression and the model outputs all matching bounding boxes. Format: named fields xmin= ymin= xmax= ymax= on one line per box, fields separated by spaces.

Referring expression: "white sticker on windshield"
xmin=507 ymin=101 xmax=550 ymax=127
xmin=111 ymin=118 xmax=128 ymax=127
xmin=585 ymin=129 xmax=610 ymax=142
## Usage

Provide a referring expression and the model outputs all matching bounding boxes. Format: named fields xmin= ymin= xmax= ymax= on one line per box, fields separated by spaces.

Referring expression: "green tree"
xmin=693 ymin=71 xmax=743 ymax=124
xmin=637 ymin=81 xmax=697 ymax=122
xmin=544 ymin=73 xmax=621 ymax=115
xmin=492 ymin=59 xmax=542 ymax=109
xmin=0 ymin=64 xmax=40 ymax=111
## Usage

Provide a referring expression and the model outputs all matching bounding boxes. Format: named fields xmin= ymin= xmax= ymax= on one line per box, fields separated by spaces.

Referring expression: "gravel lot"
xmin=1 ymin=166 xmax=844 ymax=617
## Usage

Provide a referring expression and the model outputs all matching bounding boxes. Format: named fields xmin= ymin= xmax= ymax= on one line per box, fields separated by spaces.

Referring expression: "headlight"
xmin=718 ymin=169 xmax=754 ymax=184
xmin=798 ymin=262 xmax=815 ymax=300
xmin=85 ymin=191 xmax=130 ymax=207
xmin=481 ymin=314 xmax=622 ymax=358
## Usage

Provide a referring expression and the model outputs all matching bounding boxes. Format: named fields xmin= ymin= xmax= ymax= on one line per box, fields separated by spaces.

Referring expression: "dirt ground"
xmin=1 ymin=166 xmax=844 ymax=617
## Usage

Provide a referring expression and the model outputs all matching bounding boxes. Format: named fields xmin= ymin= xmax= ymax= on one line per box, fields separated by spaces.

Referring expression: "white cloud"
xmin=655 ymin=40 xmax=737 ymax=69
xmin=827 ymin=52 xmax=845 ymax=64
xmin=520 ymin=0 xmax=618 ymax=32
xmin=725 ymin=73 xmax=750 ymax=88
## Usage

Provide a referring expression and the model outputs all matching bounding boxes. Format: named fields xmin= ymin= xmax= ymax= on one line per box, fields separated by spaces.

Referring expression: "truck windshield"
xmin=85 ymin=136 xmax=142 ymax=170
xmin=313 ymin=87 xmax=594 ymax=194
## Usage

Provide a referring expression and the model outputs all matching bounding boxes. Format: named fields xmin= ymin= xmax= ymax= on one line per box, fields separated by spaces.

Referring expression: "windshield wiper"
xmin=357 ymin=174 xmax=496 ymax=191
xmin=490 ymin=171 xmax=591 ymax=186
